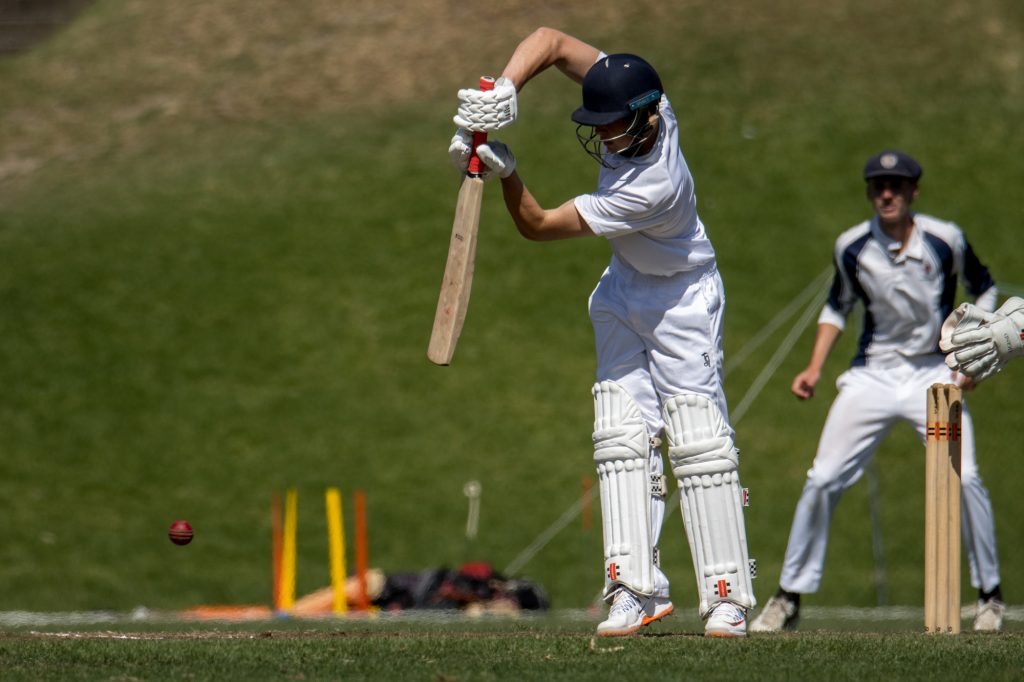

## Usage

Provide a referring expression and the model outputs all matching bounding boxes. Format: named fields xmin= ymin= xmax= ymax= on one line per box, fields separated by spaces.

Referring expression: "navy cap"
xmin=571 ymin=54 xmax=663 ymax=127
xmin=863 ymin=150 xmax=922 ymax=182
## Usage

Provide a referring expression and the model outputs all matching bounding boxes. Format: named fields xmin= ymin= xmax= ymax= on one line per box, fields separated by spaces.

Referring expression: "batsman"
xmin=449 ymin=27 xmax=755 ymax=636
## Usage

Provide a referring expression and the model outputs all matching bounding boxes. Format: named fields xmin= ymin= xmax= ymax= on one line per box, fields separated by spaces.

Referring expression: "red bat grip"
xmin=467 ymin=76 xmax=495 ymax=176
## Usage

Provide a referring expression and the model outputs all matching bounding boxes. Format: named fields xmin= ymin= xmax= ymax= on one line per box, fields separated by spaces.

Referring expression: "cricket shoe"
xmin=973 ymin=599 xmax=1006 ymax=633
xmin=749 ymin=594 xmax=799 ymax=633
xmin=704 ymin=602 xmax=747 ymax=638
xmin=596 ymin=589 xmax=674 ymax=637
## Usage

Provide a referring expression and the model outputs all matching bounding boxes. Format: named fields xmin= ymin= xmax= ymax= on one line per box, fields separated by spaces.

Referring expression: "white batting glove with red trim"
xmin=448 ymin=128 xmax=473 ymax=173
xmin=454 ymin=77 xmax=517 ymax=132
xmin=475 ymin=141 xmax=516 ymax=179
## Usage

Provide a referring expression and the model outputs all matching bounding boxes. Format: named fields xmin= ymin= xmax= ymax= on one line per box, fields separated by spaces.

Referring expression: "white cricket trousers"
xmin=779 ymin=355 xmax=1001 ymax=594
xmin=589 ymin=260 xmax=732 ymax=598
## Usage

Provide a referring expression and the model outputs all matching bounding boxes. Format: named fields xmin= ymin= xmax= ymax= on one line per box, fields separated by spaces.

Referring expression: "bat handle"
xmin=467 ymin=76 xmax=496 ymax=177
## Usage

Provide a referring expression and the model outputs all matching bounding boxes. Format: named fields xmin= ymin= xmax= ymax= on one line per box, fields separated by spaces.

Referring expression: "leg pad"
xmin=664 ymin=393 xmax=756 ymax=614
xmin=594 ymin=381 xmax=655 ymax=597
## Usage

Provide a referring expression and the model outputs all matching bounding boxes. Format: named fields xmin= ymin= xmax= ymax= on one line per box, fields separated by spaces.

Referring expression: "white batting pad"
xmin=663 ymin=394 xmax=755 ymax=614
xmin=593 ymin=381 xmax=655 ymax=598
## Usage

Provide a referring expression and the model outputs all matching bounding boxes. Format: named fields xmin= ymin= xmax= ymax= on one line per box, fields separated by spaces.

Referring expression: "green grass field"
xmin=2 ymin=0 xmax=1024 ymax=677
xmin=2 ymin=615 xmax=1024 ymax=681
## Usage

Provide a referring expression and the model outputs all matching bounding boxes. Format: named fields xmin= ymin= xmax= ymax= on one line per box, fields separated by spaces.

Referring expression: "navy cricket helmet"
xmin=572 ymin=54 xmax=663 ymax=127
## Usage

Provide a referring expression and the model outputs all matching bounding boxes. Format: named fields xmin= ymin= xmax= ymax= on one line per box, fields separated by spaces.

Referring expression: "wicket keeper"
xmin=750 ymin=150 xmax=1006 ymax=633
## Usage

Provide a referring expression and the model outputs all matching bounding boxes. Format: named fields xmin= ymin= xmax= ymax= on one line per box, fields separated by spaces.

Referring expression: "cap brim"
xmin=864 ymin=170 xmax=919 ymax=180
xmin=571 ymin=106 xmax=628 ymax=126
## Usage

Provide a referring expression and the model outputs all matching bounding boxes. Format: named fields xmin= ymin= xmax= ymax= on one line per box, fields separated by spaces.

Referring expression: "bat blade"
xmin=427 ymin=174 xmax=484 ymax=365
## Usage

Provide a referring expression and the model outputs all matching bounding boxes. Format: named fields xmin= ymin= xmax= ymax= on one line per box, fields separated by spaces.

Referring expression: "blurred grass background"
xmin=1 ymin=0 xmax=1022 ymax=613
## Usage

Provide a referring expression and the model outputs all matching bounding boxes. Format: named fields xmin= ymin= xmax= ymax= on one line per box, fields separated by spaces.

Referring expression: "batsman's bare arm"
xmin=480 ymin=28 xmax=604 ymax=242
xmin=791 ymin=323 xmax=842 ymax=400
xmin=498 ymin=171 xmax=593 ymax=242
xmin=499 ymin=27 xmax=601 ymax=90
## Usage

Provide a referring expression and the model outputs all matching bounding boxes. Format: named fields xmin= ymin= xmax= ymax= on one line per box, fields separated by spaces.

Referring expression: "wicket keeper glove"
xmin=941 ymin=301 xmax=996 ymax=365
xmin=942 ymin=297 xmax=1024 ymax=382
xmin=454 ymin=77 xmax=517 ymax=132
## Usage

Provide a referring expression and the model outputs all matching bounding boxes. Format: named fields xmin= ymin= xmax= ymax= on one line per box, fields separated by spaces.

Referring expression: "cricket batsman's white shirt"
xmin=575 ymin=91 xmax=728 ymax=428
xmin=574 ymin=96 xmax=716 ymax=277
xmin=820 ymin=213 xmax=997 ymax=366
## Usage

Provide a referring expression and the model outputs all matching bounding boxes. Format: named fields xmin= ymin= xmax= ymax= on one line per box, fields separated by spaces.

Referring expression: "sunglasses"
xmin=864 ymin=176 xmax=913 ymax=189
xmin=868 ymin=176 xmax=912 ymax=192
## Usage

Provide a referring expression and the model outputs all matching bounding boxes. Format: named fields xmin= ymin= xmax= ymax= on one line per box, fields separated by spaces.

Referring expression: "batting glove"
xmin=454 ymin=76 xmax=517 ymax=132
xmin=476 ymin=141 xmax=516 ymax=179
xmin=448 ymin=128 xmax=473 ymax=173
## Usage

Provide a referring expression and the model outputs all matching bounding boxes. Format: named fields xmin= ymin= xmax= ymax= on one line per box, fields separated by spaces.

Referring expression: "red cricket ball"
xmin=168 ymin=520 xmax=194 ymax=546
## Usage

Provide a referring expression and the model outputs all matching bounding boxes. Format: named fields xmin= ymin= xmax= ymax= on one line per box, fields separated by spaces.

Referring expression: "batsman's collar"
xmin=863 ymin=150 xmax=922 ymax=182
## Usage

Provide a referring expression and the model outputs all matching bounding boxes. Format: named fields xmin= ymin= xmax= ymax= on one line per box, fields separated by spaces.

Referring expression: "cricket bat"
xmin=427 ymin=76 xmax=495 ymax=366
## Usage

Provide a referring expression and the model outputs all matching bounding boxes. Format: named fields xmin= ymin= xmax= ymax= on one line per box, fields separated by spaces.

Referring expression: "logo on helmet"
xmin=629 ymin=90 xmax=662 ymax=111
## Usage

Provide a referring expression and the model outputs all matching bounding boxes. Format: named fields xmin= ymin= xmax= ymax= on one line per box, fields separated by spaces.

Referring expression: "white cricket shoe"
xmin=704 ymin=601 xmax=748 ymax=638
xmin=973 ymin=599 xmax=1005 ymax=633
xmin=749 ymin=595 xmax=799 ymax=633
xmin=596 ymin=589 xmax=674 ymax=637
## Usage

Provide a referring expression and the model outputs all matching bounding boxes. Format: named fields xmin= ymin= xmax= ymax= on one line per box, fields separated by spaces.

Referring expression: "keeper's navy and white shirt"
xmin=820 ymin=213 xmax=997 ymax=366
